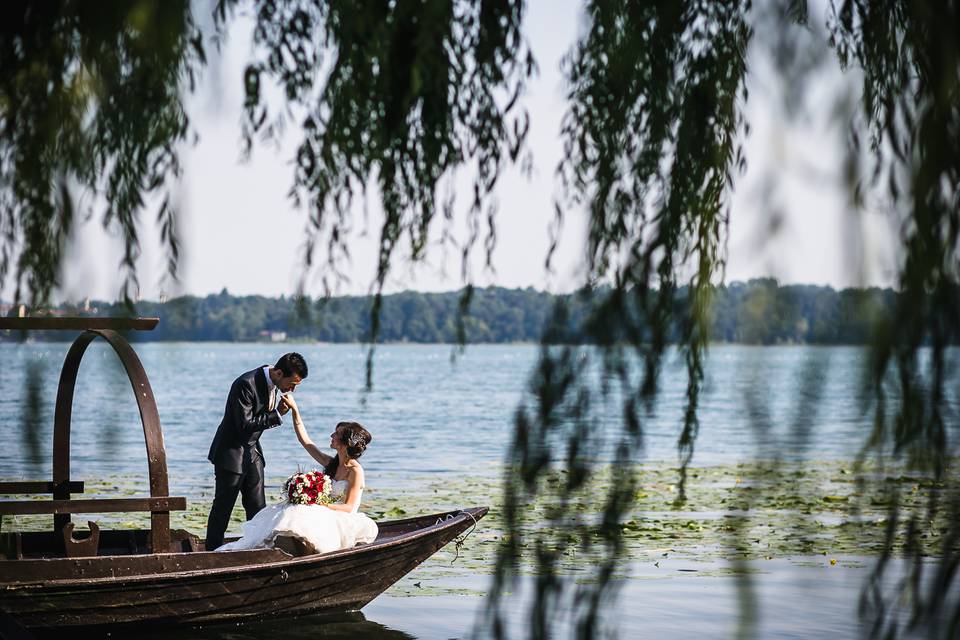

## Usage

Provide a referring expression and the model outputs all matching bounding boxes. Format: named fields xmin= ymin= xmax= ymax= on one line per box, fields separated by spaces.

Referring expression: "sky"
xmin=50 ymin=0 xmax=900 ymax=304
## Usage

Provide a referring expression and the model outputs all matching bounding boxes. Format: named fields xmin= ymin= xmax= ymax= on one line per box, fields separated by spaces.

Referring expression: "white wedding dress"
xmin=216 ymin=479 xmax=378 ymax=555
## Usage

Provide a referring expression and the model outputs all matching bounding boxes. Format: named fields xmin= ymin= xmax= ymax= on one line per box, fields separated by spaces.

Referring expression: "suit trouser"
xmin=205 ymin=454 xmax=266 ymax=550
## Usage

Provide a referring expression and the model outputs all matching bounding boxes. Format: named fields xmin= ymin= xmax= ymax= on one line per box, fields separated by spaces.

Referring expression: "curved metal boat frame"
xmin=0 ymin=318 xmax=185 ymax=555
xmin=52 ymin=327 xmax=176 ymax=551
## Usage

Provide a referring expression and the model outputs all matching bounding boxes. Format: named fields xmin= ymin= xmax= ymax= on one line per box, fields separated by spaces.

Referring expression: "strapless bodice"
xmin=330 ymin=479 xmax=348 ymax=497
xmin=330 ymin=479 xmax=361 ymax=513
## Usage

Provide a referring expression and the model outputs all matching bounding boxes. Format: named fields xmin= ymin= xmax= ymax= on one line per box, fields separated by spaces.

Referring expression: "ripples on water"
xmin=3 ymin=342 xmax=959 ymax=492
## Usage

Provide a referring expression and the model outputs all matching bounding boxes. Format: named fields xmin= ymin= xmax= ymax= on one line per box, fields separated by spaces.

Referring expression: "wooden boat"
xmin=0 ymin=317 xmax=487 ymax=630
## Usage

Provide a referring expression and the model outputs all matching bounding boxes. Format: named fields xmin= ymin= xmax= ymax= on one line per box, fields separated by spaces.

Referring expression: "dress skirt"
xmin=216 ymin=502 xmax=378 ymax=554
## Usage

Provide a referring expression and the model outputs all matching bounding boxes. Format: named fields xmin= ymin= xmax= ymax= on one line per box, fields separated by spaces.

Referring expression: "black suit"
xmin=205 ymin=366 xmax=282 ymax=550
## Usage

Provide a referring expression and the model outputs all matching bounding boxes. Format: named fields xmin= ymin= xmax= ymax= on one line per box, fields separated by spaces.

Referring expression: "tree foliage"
xmin=489 ymin=2 xmax=752 ymax=636
xmin=210 ymin=0 xmax=534 ymax=385
xmin=0 ymin=0 xmax=202 ymax=306
xmin=2 ymin=1 xmax=960 ymax=638
xmin=828 ymin=2 xmax=960 ymax=636
xmin=3 ymin=280 xmax=909 ymax=346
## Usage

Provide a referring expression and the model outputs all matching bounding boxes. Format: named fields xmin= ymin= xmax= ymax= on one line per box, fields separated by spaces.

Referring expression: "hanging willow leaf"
xmin=0 ymin=0 xmax=201 ymax=307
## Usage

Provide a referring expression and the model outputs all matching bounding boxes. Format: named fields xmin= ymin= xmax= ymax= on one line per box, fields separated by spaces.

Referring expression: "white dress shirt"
xmin=263 ymin=366 xmax=283 ymax=423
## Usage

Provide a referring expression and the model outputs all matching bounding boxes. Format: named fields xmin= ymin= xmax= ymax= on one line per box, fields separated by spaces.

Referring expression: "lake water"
xmin=4 ymin=342 xmax=939 ymax=482
xmin=2 ymin=342 xmax=956 ymax=638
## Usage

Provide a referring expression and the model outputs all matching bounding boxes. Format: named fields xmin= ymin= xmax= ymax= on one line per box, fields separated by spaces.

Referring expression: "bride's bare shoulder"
xmin=344 ymin=460 xmax=364 ymax=478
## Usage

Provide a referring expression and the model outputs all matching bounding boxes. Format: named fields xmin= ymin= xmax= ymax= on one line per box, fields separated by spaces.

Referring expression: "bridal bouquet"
xmin=282 ymin=470 xmax=333 ymax=506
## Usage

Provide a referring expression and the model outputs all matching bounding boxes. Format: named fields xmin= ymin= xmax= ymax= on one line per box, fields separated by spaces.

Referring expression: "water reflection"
xmin=20 ymin=359 xmax=48 ymax=465
xmin=41 ymin=611 xmax=417 ymax=640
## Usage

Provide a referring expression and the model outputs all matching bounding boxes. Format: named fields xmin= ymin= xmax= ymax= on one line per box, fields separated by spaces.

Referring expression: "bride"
xmin=216 ymin=395 xmax=378 ymax=555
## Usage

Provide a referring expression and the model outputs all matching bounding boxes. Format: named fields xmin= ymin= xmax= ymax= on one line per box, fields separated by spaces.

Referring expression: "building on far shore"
xmin=0 ymin=304 xmax=27 ymax=317
xmin=258 ymin=330 xmax=287 ymax=342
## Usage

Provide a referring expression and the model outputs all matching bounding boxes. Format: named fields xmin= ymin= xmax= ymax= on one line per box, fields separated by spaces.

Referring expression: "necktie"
xmin=269 ymin=386 xmax=277 ymax=411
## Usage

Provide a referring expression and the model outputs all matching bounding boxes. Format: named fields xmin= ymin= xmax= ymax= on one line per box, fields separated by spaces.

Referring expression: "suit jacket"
xmin=207 ymin=367 xmax=282 ymax=474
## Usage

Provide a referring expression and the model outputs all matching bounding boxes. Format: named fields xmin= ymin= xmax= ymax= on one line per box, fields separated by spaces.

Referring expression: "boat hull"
xmin=0 ymin=507 xmax=487 ymax=629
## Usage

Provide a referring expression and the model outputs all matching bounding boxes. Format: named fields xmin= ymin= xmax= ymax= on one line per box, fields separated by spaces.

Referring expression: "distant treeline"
xmin=4 ymin=279 xmax=908 ymax=344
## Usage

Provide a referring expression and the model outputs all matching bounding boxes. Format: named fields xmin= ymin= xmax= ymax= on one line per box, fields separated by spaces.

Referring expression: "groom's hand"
xmin=278 ymin=400 xmax=290 ymax=416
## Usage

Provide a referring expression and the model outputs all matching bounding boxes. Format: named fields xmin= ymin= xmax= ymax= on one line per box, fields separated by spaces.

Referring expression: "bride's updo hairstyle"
xmin=323 ymin=421 xmax=372 ymax=478
xmin=338 ymin=421 xmax=372 ymax=459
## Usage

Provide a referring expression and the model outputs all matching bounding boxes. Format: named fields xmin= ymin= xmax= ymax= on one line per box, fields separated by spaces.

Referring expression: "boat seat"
xmin=0 ymin=496 xmax=187 ymax=517
xmin=0 ymin=481 xmax=85 ymax=495
xmin=0 ymin=489 xmax=187 ymax=558
xmin=0 ymin=481 xmax=85 ymax=544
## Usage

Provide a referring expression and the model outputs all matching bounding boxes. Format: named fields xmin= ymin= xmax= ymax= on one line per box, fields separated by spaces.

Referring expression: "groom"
xmin=205 ymin=352 xmax=309 ymax=550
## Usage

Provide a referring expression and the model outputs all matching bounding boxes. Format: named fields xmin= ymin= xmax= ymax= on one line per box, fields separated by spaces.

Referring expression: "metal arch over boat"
xmin=51 ymin=329 xmax=174 ymax=552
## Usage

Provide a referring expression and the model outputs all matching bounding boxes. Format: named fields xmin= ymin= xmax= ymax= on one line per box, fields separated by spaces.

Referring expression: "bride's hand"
xmin=281 ymin=394 xmax=300 ymax=416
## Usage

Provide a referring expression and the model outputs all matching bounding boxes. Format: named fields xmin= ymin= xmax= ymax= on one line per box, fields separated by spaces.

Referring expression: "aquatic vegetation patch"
xmin=2 ymin=459 xmax=955 ymax=598
xmin=361 ymin=459 xmax=958 ymax=586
